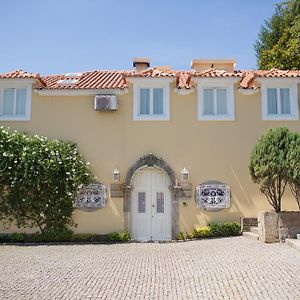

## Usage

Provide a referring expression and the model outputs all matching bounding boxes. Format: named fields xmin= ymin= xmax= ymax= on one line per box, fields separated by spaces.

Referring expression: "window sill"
xmin=133 ymin=115 xmax=170 ymax=121
xmin=262 ymin=114 xmax=299 ymax=121
xmin=0 ymin=116 xmax=30 ymax=121
xmin=198 ymin=115 xmax=234 ymax=121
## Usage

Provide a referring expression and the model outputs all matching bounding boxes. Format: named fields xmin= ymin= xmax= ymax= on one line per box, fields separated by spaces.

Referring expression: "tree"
xmin=287 ymin=132 xmax=300 ymax=209
xmin=249 ymin=127 xmax=296 ymax=212
xmin=255 ymin=0 xmax=300 ymax=69
xmin=0 ymin=127 xmax=92 ymax=233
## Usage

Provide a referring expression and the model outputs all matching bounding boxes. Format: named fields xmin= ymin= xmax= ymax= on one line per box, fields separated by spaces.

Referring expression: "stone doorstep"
xmin=286 ymin=239 xmax=300 ymax=252
xmin=250 ymin=227 xmax=259 ymax=234
xmin=242 ymin=231 xmax=259 ymax=240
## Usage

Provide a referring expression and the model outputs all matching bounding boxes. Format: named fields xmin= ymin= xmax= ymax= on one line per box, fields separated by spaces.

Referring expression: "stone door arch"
xmin=124 ymin=153 xmax=179 ymax=239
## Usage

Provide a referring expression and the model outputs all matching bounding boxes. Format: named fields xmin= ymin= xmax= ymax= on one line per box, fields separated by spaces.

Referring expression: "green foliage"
xmin=71 ymin=233 xmax=96 ymax=242
xmin=255 ymin=0 xmax=300 ymax=69
xmin=185 ymin=232 xmax=193 ymax=239
xmin=193 ymin=223 xmax=240 ymax=238
xmin=209 ymin=222 xmax=241 ymax=237
xmin=176 ymin=231 xmax=186 ymax=240
xmin=0 ymin=231 xmax=131 ymax=243
xmin=0 ymin=234 xmax=10 ymax=243
xmin=249 ymin=127 xmax=297 ymax=212
xmin=10 ymin=232 xmax=27 ymax=243
xmin=31 ymin=228 xmax=73 ymax=242
xmin=192 ymin=226 xmax=213 ymax=238
xmin=0 ymin=127 xmax=92 ymax=233
xmin=287 ymin=132 xmax=300 ymax=209
xmin=105 ymin=231 xmax=131 ymax=242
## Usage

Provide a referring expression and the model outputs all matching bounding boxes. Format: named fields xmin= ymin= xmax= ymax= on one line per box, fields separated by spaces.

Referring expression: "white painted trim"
xmin=57 ymin=79 xmax=79 ymax=85
xmin=0 ymin=78 xmax=36 ymax=86
xmin=257 ymin=78 xmax=300 ymax=85
xmin=193 ymin=77 xmax=240 ymax=85
xmin=237 ymin=88 xmax=259 ymax=96
xmin=128 ymin=77 xmax=174 ymax=84
xmin=261 ymin=83 xmax=299 ymax=121
xmin=174 ymin=87 xmax=194 ymax=96
xmin=64 ymin=72 xmax=83 ymax=77
xmin=0 ymin=85 xmax=32 ymax=121
xmin=132 ymin=81 xmax=170 ymax=121
xmin=35 ymin=88 xmax=128 ymax=96
xmin=197 ymin=80 xmax=235 ymax=121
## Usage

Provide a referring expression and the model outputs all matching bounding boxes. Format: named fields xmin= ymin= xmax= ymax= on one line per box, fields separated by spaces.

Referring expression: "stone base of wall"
xmin=240 ymin=217 xmax=258 ymax=232
xmin=258 ymin=211 xmax=300 ymax=243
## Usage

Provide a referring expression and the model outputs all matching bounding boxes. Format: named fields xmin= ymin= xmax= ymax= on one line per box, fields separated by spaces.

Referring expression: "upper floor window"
xmin=0 ymin=86 xmax=31 ymax=121
xmin=203 ymin=88 xmax=228 ymax=115
xmin=261 ymin=82 xmax=298 ymax=120
xmin=267 ymin=88 xmax=290 ymax=115
xmin=139 ymin=88 xmax=164 ymax=115
xmin=197 ymin=79 xmax=235 ymax=121
xmin=133 ymin=80 xmax=170 ymax=121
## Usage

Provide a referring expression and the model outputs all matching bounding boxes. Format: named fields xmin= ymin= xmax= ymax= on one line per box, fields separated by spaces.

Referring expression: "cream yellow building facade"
xmin=0 ymin=59 xmax=299 ymax=240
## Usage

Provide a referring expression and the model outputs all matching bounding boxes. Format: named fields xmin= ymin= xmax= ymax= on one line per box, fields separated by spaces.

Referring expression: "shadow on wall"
xmin=230 ymin=166 xmax=257 ymax=212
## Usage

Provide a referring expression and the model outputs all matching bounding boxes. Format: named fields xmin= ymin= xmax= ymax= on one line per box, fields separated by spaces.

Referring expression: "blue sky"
xmin=0 ymin=0 xmax=279 ymax=75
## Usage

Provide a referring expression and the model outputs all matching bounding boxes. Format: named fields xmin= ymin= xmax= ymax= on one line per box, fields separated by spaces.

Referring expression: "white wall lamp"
xmin=181 ymin=167 xmax=189 ymax=182
xmin=113 ymin=168 xmax=120 ymax=182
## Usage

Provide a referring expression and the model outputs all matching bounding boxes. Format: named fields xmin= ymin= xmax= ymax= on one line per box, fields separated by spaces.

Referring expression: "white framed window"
xmin=0 ymin=85 xmax=32 ymax=121
xmin=132 ymin=79 xmax=170 ymax=121
xmin=197 ymin=79 xmax=236 ymax=121
xmin=261 ymin=82 xmax=299 ymax=120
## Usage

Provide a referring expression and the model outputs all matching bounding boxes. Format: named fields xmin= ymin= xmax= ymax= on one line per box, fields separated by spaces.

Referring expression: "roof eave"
xmin=34 ymin=87 xmax=129 ymax=96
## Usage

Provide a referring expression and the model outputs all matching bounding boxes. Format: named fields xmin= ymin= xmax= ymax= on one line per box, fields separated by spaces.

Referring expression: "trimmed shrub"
xmin=71 ymin=234 xmax=96 ymax=242
xmin=31 ymin=229 xmax=73 ymax=242
xmin=192 ymin=226 xmax=213 ymax=238
xmin=209 ymin=222 xmax=241 ymax=237
xmin=106 ymin=231 xmax=131 ymax=242
xmin=0 ymin=231 xmax=132 ymax=243
xmin=10 ymin=232 xmax=27 ymax=243
xmin=192 ymin=222 xmax=240 ymax=239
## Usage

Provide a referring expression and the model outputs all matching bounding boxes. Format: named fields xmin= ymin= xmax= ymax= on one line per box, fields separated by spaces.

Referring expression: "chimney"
xmin=191 ymin=59 xmax=236 ymax=72
xmin=133 ymin=58 xmax=150 ymax=72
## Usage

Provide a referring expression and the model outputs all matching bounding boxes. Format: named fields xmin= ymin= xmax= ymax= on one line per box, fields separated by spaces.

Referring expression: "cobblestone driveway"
xmin=0 ymin=237 xmax=299 ymax=300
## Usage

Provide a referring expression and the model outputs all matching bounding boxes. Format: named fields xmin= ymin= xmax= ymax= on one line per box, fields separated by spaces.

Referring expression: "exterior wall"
xmin=0 ymin=82 xmax=299 ymax=234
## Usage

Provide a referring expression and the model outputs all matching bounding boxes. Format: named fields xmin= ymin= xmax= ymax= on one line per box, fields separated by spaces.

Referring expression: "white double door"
xmin=131 ymin=167 xmax=172 ymax=241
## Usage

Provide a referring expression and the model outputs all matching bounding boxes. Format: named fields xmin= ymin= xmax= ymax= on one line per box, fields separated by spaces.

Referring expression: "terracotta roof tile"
xmin=192 ymin=68 xmax=244 ymax=78
xmin=1 ymin=67 xmax=300 ymax=91
xmin=0 ymin=70 xmax=45 ymax=86
xmin=126 ymin=68 xmax=177 ymax=78
xmin=255 ymin=69 xmax=300 ymax=78
xmin=239 ymin=72 xmax=257 ymax=89
xmin=176 ymin=72 xmax=192 ymax=89
xmin=40 ymin=71 xmax=127 ymax=90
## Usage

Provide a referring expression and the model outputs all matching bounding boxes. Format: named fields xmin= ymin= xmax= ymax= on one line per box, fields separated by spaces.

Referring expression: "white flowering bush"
xmin=0 ymin=127 xmax=92 ymax=233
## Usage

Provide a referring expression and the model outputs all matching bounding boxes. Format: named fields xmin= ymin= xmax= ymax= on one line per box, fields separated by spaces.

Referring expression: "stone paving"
xmin=0 ymin=237 xmax=299 ymax=300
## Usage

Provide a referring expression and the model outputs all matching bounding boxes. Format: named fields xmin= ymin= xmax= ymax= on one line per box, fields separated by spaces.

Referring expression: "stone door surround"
xmin=124 ymin=153 xmax=179 ymax=239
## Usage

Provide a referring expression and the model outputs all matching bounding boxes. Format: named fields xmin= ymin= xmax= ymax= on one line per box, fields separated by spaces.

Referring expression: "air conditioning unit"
xmin=94 ymin=95 xmax=118 ymax=111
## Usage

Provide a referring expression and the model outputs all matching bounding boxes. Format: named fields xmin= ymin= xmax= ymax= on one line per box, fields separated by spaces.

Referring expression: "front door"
xmin=131 ymin=167 xmax=171 ymax=241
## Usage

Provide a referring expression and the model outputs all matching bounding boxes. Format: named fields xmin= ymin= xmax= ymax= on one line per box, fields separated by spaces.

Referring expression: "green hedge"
xmin=0 ymin=231 xmax=131 ymax=243
xmin=179 ymin=222 xmax=241 ymax=240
